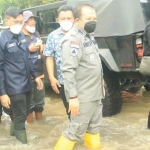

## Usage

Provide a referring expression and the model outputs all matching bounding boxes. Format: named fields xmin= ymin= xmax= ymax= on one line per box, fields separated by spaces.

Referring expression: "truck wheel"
xmin=102 ymin=72 xmax=122 ymax=117
xmin=125 ymin=86 xmax=142 ymax=93
xmin=144 ymin=85 xmax=150 ymax=91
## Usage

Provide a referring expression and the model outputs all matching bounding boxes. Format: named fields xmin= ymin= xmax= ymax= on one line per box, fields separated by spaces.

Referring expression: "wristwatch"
xmin=69 ymin=95 xmax=78 ymax=99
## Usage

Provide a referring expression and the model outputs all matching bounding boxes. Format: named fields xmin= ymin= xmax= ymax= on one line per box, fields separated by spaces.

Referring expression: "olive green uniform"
xmin=62 ymin=24 xmax=104 ymax=141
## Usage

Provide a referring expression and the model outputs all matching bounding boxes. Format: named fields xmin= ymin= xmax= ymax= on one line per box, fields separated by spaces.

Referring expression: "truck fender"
xmin=99 ymin=48 xmax=120 ymax=72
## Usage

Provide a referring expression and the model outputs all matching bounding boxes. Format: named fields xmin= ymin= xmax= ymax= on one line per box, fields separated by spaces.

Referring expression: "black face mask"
xmin=84 ymin=21 xmax=97 ymax=33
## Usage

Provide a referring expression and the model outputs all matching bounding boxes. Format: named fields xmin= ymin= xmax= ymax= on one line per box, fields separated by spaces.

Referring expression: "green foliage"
xmin=0 ymin=0 xmax=16 ymax=17
xmin=0 ymin=0 xmax=64 ymax=17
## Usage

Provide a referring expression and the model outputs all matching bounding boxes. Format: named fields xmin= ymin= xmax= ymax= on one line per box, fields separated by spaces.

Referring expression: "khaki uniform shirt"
xmin=62 ymin=24 xmax=104 ymax=103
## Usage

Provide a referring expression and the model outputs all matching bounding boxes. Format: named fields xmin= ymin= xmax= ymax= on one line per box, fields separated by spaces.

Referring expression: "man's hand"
xmin=35 ymin=77 xmax=43 ymax=90
xmin=0 ymin=95 xmax=11 ymax=109
xmin=102 ymin=79 xmax=106 ymax=98
xmin=50 ymin=77 xmax=61 ymax=94
xmin=29 ymin=43 xmax=40 ymax=52
xmin=103 ymin=85 xmax=105 ymax=98
xmin=68 ymin=98 xmax=79 ymax=116
xmin=40 ymin=44 xmax=45 ymax=56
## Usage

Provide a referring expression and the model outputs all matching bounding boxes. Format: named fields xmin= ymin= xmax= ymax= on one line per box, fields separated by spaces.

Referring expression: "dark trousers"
xmin=0 ymin=103 xmax=2 ymax=116
xmin=60 ymin=84 xmax=70 ymax=119
xmin=3 ymin=106 xmax=13 ymax=116
xmin=30 ymin=79 xmax=45 ymax=113
xmin=8 ymin=92 xmax=31 ymax=130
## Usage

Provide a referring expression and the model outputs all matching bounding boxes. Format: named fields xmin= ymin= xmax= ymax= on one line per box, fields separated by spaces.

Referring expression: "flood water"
xmin=0 ymin=87 xmax=150 ymax=150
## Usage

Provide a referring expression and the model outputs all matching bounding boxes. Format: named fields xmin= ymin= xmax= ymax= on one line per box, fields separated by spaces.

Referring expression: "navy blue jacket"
xmin=0 ymin=29 xmax=38 ymax=96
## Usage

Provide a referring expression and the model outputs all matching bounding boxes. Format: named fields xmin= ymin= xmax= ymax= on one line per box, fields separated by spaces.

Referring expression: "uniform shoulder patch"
xmin=70 ymin=48 xmax=78 ymax=57
xmin=70 ymin=41 xmax=80 ymax=49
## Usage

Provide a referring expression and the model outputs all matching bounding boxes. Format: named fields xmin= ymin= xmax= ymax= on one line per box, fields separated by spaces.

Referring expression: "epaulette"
xmin=78 ymin=29 xmax=86 ymax=37
xmin=70 ymin=29 xmax=78 ymax=36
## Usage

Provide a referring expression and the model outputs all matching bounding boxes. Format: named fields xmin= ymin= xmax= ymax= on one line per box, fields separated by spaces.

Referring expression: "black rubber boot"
xmin=10 ymin=122 xmax=15 ymax=136
xmin=14 ymin=130 xmax=27 ymax=144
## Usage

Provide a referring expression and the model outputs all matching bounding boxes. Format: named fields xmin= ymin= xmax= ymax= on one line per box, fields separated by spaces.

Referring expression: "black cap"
xmin=5 ymin=6 xmax=23 ymax=18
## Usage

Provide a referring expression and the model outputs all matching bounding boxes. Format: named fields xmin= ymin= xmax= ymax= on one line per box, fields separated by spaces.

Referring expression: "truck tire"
xmin=126 ymin=86 xmax=142 ymax=93
xmin=102 ymin=70 xmax=122 ymax=117
xmin=144 ymin=85 xmax=150 ymax=91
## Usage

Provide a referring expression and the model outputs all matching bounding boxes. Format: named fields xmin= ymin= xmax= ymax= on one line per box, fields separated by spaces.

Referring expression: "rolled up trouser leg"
xmin=34 ymin=106 xmax=43 ymax=120
xmin=54 ymin=135 xmax=75 ymax=150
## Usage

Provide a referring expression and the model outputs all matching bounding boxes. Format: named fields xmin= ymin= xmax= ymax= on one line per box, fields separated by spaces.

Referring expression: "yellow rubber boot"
xmin=84 ymin=132 xmax=101 ymax=150
xmin=54 ymin=135 xmax=75 ymax=150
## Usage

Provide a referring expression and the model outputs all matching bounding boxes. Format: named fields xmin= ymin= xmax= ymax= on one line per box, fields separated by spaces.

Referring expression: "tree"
xmin=0 ymin=0 xmax=64 ymax=17
xmin=0 ymin=0 xmax=17 ymax=17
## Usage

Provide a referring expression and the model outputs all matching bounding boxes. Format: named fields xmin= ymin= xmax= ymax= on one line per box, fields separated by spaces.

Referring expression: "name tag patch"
xmin=83 ymin=38 xmax=92 ymax=47
xmin=21 ymin=39 xmax=26 ymax=43
xmin=83 ymin=41 xmax=92 ymax=48
xmin=8 ymin=43 xmax=17 ymax=48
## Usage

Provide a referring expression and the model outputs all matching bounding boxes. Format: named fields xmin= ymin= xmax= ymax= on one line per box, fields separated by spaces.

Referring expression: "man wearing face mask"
xmin=54 ymin=4 xmax=105 ymax=150
xmin=0 ymin=26 xmax=14 ymax=123
xmin=0 ymin=7 xmax=43 ymax=144
xmin=43 ymin=5 xmax=74 ymax=119
xmin=22 ymin=11 xmax=45 ymax=123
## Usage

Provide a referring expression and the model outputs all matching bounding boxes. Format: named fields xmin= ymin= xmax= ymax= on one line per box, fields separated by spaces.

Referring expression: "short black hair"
xmin=74 ymin=4 xmax=95 ymax=19
xmin=5 ymin=6 xmax=23 ymax=19
xmin=57 ymin=5 xmax=74 ymax=17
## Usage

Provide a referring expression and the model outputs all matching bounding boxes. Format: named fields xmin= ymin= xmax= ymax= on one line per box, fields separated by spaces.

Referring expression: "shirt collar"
xmin=73 ymin=24 xmax=86 ymax=37
xmin=3 ymin=29 xmax=21 ymax=40
xmin=3 ymin=29 xmax=14 ymax=40
xmin=57 ymin=27 xmax=65 ymax=36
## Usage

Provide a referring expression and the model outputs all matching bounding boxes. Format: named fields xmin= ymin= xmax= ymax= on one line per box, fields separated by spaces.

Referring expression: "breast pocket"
xmin=6 ymin=47 xmax=22 ymax=62
xmin=84 ymin=46 xmax=98 ymax=66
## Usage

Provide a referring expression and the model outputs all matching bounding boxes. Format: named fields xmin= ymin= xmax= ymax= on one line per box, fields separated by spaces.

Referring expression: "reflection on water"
xmin=0 ymin=87 xmax=150 ymax=150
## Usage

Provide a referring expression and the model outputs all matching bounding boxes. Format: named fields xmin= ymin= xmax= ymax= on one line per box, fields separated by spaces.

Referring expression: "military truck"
xmin=25 ymin=0 xmax=150 ymax=117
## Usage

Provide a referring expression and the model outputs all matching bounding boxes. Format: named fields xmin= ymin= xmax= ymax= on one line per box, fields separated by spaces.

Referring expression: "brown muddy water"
xmin=0 ymin=87 xmax=150 ymax=150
